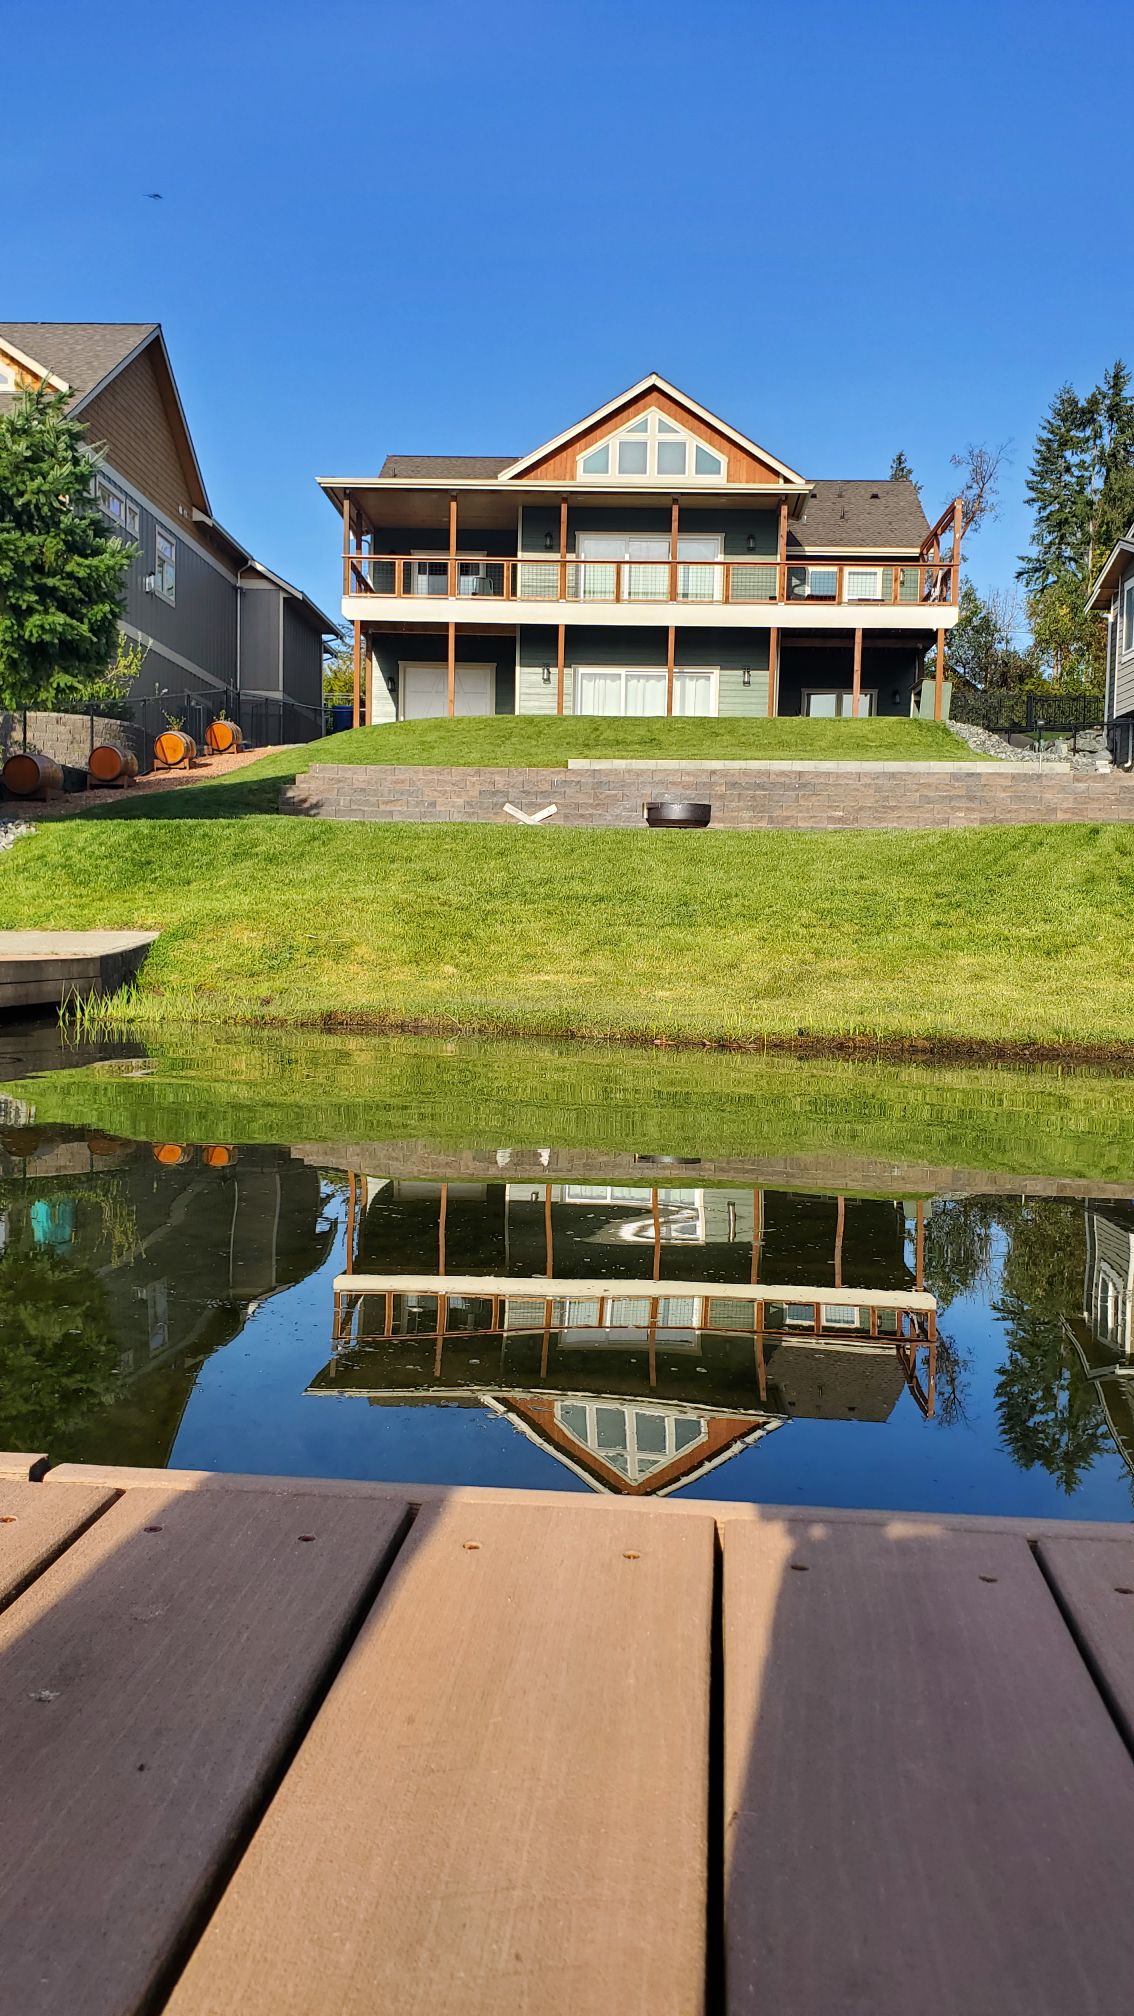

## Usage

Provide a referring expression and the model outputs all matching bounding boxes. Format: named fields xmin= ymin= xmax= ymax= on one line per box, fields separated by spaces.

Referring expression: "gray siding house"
xmin=320 ymin=372 xmax=964 ymax=727
xmin=1086 ymin=526 xmax=1134 ymax=765
xmin=0 ymin=322 xmax=335 ymax=738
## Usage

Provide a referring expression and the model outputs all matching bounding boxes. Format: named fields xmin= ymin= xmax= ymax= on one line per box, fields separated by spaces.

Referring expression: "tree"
xmin=322 ymin=629 xmax=353 ymax=704
xmin=0 ymin=386 xmax=133 ymax=712
xmin=948 ymin=580 xmax=1041 ymax=694
xmin=951 ymin=441 xmax=1008 ymax=538
xmin=992 ymin=1201 xmax=1107 ymax=1495
xmin=1018 ymin=384 xmax=1089 ymax=594
xmin=889 ymin=450 xmax=917 ymax=487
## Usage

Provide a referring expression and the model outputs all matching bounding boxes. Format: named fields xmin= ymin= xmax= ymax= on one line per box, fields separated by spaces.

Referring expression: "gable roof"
xmin=379 ymin=454 xmax=516 ymax=480
xmin=789 ymin=477 xmax=929 ymax=553
xmin=497 ymin=373 xmax=808 ymax=484
xmin=1085 ymin=530 xmax=1134 ymax=612
xmin=0 ymin=321 xmax=210 ymax=513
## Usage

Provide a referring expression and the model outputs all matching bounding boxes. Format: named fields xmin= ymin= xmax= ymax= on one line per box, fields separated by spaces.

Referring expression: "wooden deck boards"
xmin=3 ymin=1466 xmax=1134 ymax=2014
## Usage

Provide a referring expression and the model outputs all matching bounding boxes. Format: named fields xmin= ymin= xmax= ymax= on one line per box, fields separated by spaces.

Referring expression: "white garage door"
xmin=401 ymin=663 xmax=495 ymax=719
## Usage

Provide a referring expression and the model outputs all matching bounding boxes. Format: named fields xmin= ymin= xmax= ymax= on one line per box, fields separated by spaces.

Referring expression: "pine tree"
xmin=889 ymin=450 xmax=916 ymax=486
xmin=1089 ymin=359 xmax=1134 ymax=570
xmin=1018 ymin=384 xmax=1092 ymax=592
xmin=0 ymin=386 xmax=133 ymax=711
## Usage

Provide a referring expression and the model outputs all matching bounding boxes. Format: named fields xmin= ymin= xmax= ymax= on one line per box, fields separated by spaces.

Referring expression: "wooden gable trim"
xmin=78 ymin=346 xmax=209 ymax=528
xmin=514 ymin=384 xmax=794 ymax=485
xmin=0 ymin=338 xmax=69 ymax=394
xmin=500 ymin=370 xmax=803 ymax=483
xmin=504 ymin=1397 xmax=764 ymax=1496
xmin=71 ymin=328 xmax=210 ymax=515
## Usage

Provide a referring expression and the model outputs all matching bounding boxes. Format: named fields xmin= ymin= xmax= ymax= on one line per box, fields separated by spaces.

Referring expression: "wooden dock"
xmin=0 ymin=929 xmax=158 ymax=1009
xmin=3 ymin=1454 xmax=1134 ymax=2014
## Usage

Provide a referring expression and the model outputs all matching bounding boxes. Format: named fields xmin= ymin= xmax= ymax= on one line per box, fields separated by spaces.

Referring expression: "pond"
xmin=0 ymin=1023 xmax=1132 ymax=1518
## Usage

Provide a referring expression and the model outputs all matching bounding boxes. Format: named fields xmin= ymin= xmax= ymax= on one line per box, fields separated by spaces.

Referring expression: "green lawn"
xmin=6 ymin=1033 xmax=1134 ymax=1188
xmin=4 ymin=813 xmax=1134 ymax=1055
xmin=63 ymin=716 xmax=981 ymax=825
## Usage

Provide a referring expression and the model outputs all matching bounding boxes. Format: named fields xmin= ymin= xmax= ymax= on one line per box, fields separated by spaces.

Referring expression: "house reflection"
xmin=318 ymin=1177 xmax=938 ymax=1494
xmin=1065 ymin=1204 xmax=1134 ymax=1478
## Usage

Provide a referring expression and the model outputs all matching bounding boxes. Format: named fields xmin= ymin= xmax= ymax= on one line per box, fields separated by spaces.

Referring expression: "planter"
xmin=153 ymin=730 xmax=197 ymax=771
xmin=205 ymin=720 xmax=244 ymax=754
xmin=644 ymin=801 xmax=712 ymax=829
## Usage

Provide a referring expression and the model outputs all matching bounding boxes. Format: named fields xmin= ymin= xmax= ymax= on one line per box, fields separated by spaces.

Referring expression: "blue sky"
xmin=5 ymin=0 xmax=1128 ymax=624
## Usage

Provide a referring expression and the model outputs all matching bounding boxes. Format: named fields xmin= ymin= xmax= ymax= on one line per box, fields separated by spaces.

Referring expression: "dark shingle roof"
xmin=0 ymin=322 xmax=157 ymax=412
xmin=790 ymin=478 xmax=928 ymax=552
xmin=379 ymin=453 xmax=516 ymax=479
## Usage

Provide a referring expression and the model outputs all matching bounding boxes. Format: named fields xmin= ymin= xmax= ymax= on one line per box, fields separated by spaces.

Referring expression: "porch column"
xmin=447 ymin=623 xmax=456 ymax=719
xmin=951 ymin=496 xmax=964 ymax=601
xmin=915 ymin=1199 xmax=925 ymax=1291
xmin=448 ymin=494 xmax=458 ymax=598
xmin=363 ymin=626 xmax=373 ymax=726
xmin=342 ymin=496 xmax=352 ymax=598
xmin=935 ymin=625 xmax=945 ymax=720
xmin=556 ymin=622 xmax=565 ymax=717
xmin=767 ymin=627 xmax=778 ymax=717
xmin=852 ymin=627 xmax=863 ymax=718
xmin=666 ymin=624 xmax=676 ymax=716
xmin=351 ymin=619 xmax=362 ymax=729
xmin=778 ymin=494 xmax=789 ymax=597
xmin=669 ymin=496 xmax=680 ymax=604
xmin=559 ymin=496 xmax=568 ymax=603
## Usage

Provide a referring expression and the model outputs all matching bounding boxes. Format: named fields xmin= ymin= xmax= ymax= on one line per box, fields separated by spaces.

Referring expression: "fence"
xmin=128 ymin=690 xmax=327 ymax=758
xmin=950 ymin=687 xmax=1104 ymax=738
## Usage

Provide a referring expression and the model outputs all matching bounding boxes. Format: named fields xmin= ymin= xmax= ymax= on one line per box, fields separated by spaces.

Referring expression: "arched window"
xmin=577 ymin=408 xmax=726 ymax=481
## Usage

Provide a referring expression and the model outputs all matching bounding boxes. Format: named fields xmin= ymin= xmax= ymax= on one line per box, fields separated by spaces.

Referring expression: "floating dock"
xmin=2 ymin=1456 xmax=1134 ymax=2013
xmin=0 ymin=929 xmax=157 ymax=1010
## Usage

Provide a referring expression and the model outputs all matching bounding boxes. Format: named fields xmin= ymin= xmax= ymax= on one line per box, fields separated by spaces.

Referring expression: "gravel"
xmin=0 ymin=817 xmax=36 ymax=853
xmin=948 ymin=721 xmax=1111 ymax=771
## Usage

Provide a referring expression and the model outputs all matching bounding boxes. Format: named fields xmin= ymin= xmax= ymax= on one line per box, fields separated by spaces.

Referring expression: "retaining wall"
xmin=282 ymin=759 xmax=1134 ymax=829
xmin=0 ymin=710 xmax=152 ymax=773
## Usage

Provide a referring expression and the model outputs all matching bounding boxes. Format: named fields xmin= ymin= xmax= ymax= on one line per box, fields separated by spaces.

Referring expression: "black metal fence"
xmin=59 ymin=689 xmax=329 ymax=768
xmin=950 ymin=686 xmax=1104 ymax=738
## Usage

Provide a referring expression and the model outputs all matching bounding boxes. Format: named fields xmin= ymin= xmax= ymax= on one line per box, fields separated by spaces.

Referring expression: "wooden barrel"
xmin=2 ymin=752 xmax=63 ymax=798
xmin=153 ymin=730 xmax=197 ymax=770
xmin=202 ymin=1144 xmax=238 ymax=1169
xmin=88 ymin=743 xmax=139 ymax=786
xmin=205 ymin=719 xmax=243 ymax=754
xmin=152 ymin=1142 xmax=193 ymax=1168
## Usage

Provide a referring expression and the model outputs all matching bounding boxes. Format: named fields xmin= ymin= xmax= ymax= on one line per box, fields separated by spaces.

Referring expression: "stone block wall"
xmin=281 ymin=760 xmax=1134 ymax=830
xmin=0 ymin=710 xmax=153 ymax=773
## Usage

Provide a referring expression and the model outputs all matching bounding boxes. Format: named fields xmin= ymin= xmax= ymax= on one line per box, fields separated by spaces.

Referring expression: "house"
xmin=320 ymin=372 xmax=962 ymax=725
xmin=1086 ymin=525 xmax=1134 ymax=765
xmin=1064 ymin=1204 xmax=1134 ymax=1481
xmin=0 ymin=322 xmax=336 ymax=739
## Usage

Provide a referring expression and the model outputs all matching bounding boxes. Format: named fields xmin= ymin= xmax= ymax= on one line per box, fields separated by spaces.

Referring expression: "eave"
xmin=1086 ymin=538 xmax=1134 ymax=613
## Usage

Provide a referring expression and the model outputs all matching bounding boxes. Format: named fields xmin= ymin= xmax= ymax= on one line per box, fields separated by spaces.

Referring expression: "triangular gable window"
xmin=577 ymin=407 xmax=726 ymax=481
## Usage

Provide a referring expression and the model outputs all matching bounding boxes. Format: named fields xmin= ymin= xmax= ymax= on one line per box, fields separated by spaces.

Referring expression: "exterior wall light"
xmin=746 ymin=532 xmax=757 ymax=552
xmin=542 ymin=665 xmax=553 ymax=683
xmin=544 ymin=530 xmax=554 ymax=550
xmin=742 ymin=666 xmax=752 ymax=686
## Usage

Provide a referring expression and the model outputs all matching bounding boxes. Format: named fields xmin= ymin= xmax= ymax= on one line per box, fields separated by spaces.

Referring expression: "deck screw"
xmin=979 ymin=1575 xmax=998 ymax=1584
xmin=143 ymin=1525 xmax=163 ymax=1534
xmin=623 ymin=1551 xmax=640 ymax=1561
xmin=1114 ymin=1586 xmax=1134 ymax=1596
xmin=790 ymin=1563 xmax=810 ymax=1573
xmin=0 ymin=1515 xmax=16 ymax=1524
xmin=297 ymin=1535 xmax=316 ymax=1543
xmin=463 ymin=1541 xmax=481 ymax=1551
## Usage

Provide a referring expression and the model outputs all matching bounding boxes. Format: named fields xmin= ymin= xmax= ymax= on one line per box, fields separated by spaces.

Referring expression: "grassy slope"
xmin=6 ymin=1034 xmax=1134 ymax=1187
xmin=61 ymin=717 xmax=982 ymax=824
xmin=4 ymin=811 xmax=1134 ymax=1050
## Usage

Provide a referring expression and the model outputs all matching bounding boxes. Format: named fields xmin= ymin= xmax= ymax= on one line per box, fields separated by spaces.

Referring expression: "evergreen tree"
xmin=948 ymin=579 xmax=1040 ymax=693
xmin=889 ymin=450 xmax=917 ymax=487
xmin=1089 ymin=359 xmax=1134 ymax=569
xmin=1018 ymin=383 xmax=1092 ymax=593
xmin=0 ymin=386 xmax=133 ymax=712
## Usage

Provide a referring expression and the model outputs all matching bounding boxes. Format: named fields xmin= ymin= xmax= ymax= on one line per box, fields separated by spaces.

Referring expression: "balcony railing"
xmin=343 ymin=552 xmax=959 ymax=607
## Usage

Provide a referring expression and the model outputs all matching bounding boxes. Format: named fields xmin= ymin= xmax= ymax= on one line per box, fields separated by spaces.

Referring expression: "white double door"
xmin=575 ymin=667 xmax=715 ymax=717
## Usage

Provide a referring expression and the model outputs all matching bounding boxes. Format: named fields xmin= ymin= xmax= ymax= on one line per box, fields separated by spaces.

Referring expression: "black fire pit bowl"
xmin=645 ymin=800 xmax=712 ymax=829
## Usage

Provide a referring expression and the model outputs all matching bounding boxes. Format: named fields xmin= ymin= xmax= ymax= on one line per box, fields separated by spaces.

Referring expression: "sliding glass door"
xmin=573 ymin=668 xmax=717 ymax=717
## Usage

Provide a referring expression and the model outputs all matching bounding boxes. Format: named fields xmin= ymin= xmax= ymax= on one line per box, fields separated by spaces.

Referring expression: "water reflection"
xmin=0 ymin=1124 xmax=1130 ymax=1518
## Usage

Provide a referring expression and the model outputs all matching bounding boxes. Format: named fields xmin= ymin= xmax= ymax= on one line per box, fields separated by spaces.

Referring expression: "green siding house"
xmin=319 ymin=374 xmax=962 ymax=726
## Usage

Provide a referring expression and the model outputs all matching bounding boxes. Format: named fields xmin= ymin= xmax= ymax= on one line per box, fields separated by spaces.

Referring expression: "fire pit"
xmin=644 ymin=801 xmax=712 ymax=829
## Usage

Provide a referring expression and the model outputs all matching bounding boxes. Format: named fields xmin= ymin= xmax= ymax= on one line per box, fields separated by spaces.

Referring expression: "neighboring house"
xmin=321 ymin=372 xmax=962 ymax=724
xmin=1065 ymin=1204 xmax=1134 ymax=1482
xmin=0 ymin=322 xmax=335 ymax=738
xmin=1086 ymin=525 xmax=1134 ymax=764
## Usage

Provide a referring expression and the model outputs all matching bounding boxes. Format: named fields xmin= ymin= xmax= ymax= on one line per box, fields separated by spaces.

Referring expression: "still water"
xmin=1 ymin=1028 xmax=1132 ymax=1517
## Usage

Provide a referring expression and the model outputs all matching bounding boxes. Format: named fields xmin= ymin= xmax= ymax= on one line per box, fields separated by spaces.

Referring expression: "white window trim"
xmin=553 ymin=1399 xmax=709 ymax=1483
xmin=153 ymin=524 xmax=177 ymax=605
xmin=576 ymin=406 xmax=726 ymax=483
xmin=396 ymin=660 xmax=496 ymax=721
xmin=791 ymin=564 xmax=840 ymax=600
xmin=95 ymin=471 xmax=140 ymax=541
xmin=571 ymin=665 xmax=719 ymax=717
xmin=1122 ymin=578 xmax=1134 ymax=657
xmin=844 ymin=565 xmax=884 ymax=603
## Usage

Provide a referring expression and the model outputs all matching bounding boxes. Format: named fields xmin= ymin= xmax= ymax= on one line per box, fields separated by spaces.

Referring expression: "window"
xmin=554 ymin=1400 xmax=708 ymax=1483
xmin=154 ymin=526 xmax=176 ymax=603
xmin=0 ymin=361 xmax=16 ymax=393
xmin=845 ymin=567 xmax=883 ymax=602
xmin=1123 ymin=580 xmax=1134 ymax=656
xmin=95 ymin=473 xmax=140 ymax=540
xmin=573 ymin=665 xmax=718 ymax=717
xmin=573 ymin=529 xmax=722 ymax=602
xmin=803 ymin=690 xmax=878 ymax=718
xmin=576 ymin=406 xmax=726 ymax=482
xmin=789 ymin=565 xmax=838 ymax=600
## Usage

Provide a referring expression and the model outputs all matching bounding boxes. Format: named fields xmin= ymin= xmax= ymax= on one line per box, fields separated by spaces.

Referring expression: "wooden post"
xmin=342 ymin=497 xmax=352 ymax=598
xmin=951 ymin=496 xmax=963 ymax=602
xmin=778 ymin=495 xmax=789 ymax=564
xmin=852 ymin=627 xmax=863 ymax=719
xmin=559 ymin=496 xmax=568 ymax=603
xmin=351 ymin=620 xmax=362 ymax=730
xmin=556 ymin=622 xmax=565 ymax=718
xmin=669 ymin=497 xmax=680 ymax=604
xmin=915 ymin=1199 xmax=925 ymax=1292
xmin=666 ymin=625 xmax=676 ymax=717
xmin=448 ymin=494 xmax=457 ymax=598
xmin=346 ymin=1171 xmax=357 ymax=1274
xmin=447 ymin=622 xmax=456 ymax=719
xmin=766 ymin=628 xmax=778 ymax=718
xmin=752 ymin=1190 xmax=762 ymax=1283
xmin=544 ymin=1183 xmax=554 ymax=1277
xmin=834 ymin=1195 xmax=845 ymax=1290
xmin=364 ymin=626 xmax=373 ymax=726
xmin=438 ymin=1182 xmax=448 ymax=1276
xmin=651 ymin=1188 xmax=662 ymax=1281
xmin=935 ymin=625 xmax=945 ymax=721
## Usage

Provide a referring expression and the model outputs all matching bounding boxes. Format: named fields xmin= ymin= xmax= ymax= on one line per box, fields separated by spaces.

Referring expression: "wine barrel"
xmin=2 ymin=752 xmax=63 ymax=798
xmin=152 ymin=1142 xmax=193 ymax=1168
xmin=153 ymin=729 xmax=197 ymax=770
xmin=205 ymin=719 xmax=243 ymax=754
xmin=88 ymin=743 xmax=139 ymax=786
xmin=202 ymin=1144 xmax=238 ymax=1169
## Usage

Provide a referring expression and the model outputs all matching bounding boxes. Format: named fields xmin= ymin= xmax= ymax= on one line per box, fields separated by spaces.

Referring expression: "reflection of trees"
xmin=921 ymin=1199 xmax=997 ymax=1310
xmin=0 ymin=1252 xmax=120 ymax=1449
xmin=992 ymin=1201 xmax=1106 ymax=1495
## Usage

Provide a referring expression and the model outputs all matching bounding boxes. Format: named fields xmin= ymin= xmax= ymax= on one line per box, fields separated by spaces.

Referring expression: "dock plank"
xmin=0 ymin=1450 xmax=46 ymax=1479
xmin=724 ymin=1519 xmax=1134 ymax=2014
xmin=0 ymin=1477 xmax=114 ymax=1610
xmin=164 ymin=1497 xmax=714 ymax=2016
xmin=0 ymin=1480 xmax=410 ymax=2016
xmin=1036 ymin=1535 xmax=1134 ymax=1746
